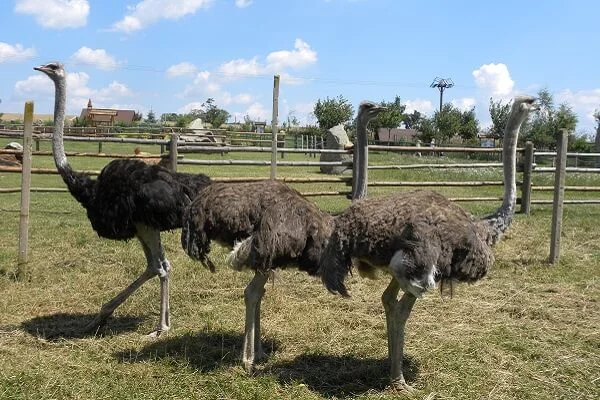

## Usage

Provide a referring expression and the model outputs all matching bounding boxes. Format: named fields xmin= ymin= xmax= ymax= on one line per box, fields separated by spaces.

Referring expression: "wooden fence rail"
xmin=2 ymin=132 xmax=599 ymax=212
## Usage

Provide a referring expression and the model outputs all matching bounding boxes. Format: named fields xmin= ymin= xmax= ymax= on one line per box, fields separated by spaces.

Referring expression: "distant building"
xmin=254 ymin=121 xmax=267 ymax=133
xmin=376 ymin=128 xmax=420 ymax=144
xmin=80 ymin=99 xmax=136 ymax=126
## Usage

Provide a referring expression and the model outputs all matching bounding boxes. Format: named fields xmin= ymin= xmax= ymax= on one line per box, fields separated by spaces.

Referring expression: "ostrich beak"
xmin=33 ymin=65 xmax=49 ymax=73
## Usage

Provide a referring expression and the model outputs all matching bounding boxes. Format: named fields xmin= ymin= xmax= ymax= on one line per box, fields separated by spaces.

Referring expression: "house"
xmin=80 ymin=99 xmax=136 ymax=126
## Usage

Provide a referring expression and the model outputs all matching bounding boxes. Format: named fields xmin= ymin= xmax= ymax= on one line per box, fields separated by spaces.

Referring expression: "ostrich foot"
xmin=388 ymin=378 xmax=417 ymax=393
xmin=147 ymin=325 xmax=169 ymax=338
xmin=83 ymin=316 xmax=108 ymax=334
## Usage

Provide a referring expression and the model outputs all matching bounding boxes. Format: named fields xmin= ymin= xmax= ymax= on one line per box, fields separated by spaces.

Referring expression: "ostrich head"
xmin=508 ymin=95 xmax=539 ymax=129
xmin=33 ymin=62 xmax=65 ymax=83
xmin=357 ymin=101 xmax=387 ymax=125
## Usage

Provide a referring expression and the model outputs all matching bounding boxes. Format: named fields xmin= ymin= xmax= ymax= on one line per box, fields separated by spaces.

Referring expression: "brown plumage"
xmin=181 ymin=102 xmax=386 ymax=373
xmin=319 ymin=95 xmax=539 ymax=389
xmin=321 ymin=190 xmax=493 ymax=298
xmin=181 ymin=179 xmax=334 ymax=373
xmin=182 ymin=180 xmax=333 ymax=274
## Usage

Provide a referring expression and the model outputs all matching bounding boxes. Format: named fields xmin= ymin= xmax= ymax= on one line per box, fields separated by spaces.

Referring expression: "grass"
xmin=0 ymin=139 xmax=599 ymax=399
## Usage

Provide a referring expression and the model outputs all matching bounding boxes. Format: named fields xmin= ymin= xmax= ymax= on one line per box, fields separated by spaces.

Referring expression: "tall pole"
xmin=270 ymin=75 xmax=280 ymax=180
xmin=430 ymin=77 xmax=454 ymax=112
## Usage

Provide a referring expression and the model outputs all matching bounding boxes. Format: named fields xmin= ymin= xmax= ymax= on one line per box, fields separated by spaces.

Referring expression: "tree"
xmin=415 ymin=104 xmax=479 ymax=144
xmin=369 ymin=95 xmax=406 ymax=141
xmin=200 ymin=98 xmax=230 ymax=128
xmin=432 ymin=103 xmax=479 ymax=143
xmin=160 ymin=113 xmax=178 ymax=122
xmin=522 ymin=88 xmax=578 ymax=149
xmin=133 ymin=111 xmax=143 ymax=122
xmin=145 ymin=109 xmax=157 ymax=124
xmin=489 ymin=97 xmax=511 ymax=139
xmin=313 ymin=95 xmax=354 ymax=130
xmin=403 ymin=110 xmax=422 ymax=129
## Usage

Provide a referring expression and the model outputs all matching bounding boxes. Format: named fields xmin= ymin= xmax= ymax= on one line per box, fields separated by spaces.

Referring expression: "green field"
xmin=0 ymin=139 xmax=599 ymax=399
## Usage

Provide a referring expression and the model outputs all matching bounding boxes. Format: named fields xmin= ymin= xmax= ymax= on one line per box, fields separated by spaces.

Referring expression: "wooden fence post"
xmin=98 ymin=141 xmax=103 ymax=153
xmin=169 ymin=133 xmax=179 ymax=172
xmin=270 ymin=75 xmax=280 ymax=180
xmin=35 ymin=138 xmax=40 ymax=151
xmin=549 ymin=129 xmax=568 ymax=264
xmin=520 ymin=141 xmax=534 ymax=215
xmin=17 ymin=101 xmax=34 ymax=281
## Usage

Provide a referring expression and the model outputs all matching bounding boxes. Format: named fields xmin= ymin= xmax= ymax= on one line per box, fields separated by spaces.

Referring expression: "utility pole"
xmin=430 ymin=77 xmax=454 ymax=112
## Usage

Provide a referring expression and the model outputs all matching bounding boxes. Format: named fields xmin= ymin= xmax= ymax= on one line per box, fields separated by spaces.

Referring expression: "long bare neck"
xmin=482 ymin=108 xmax=523 ymax=243
xmin=352 ymin=117 xmax=369 ymax=199
xmin=50 ymin=74 xmax=94 ymax=207
xmin=52 ymin=76 xmax=68 ymax=170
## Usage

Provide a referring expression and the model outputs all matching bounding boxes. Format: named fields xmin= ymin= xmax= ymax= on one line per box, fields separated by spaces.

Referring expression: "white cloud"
xmin=216 ymin=39 xmax=317 ymax=80
xmin=218 ymin=57 xmax=262 ymax=78
xmin=235 ymin=0 xmax=253 ymax=8
xmin=404 ymin=99 xmax=434 ymax=115
xmin=15 ymin=0 xmax=89 ymax=29
xmin=179 ymin=69 xmax=254 ymax=110
xmin=111 ymin=0 xmax=213 ymax=33
xmin=451 ymin=97 xmax=476 ymax=111
xmin=266 ymin=39 xmax=317 ymax=70
xmin=166 ymin=62 xmax=198 ymax=78
xmin=245 ymin=102 xmax=270 ymax=121
xmin=15 ymin=71 xmax=133 ymax=113
xmin=0 ymin=42 xmax=36 ymax=63
xmin=472 ymin=63 xmax=514 ymax=97
xmin=71 ymin=47 xmax=119 ymax=70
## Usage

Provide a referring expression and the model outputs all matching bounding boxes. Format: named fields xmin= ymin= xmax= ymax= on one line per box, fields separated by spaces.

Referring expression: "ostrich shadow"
xmin=20 ymin=312 xmax=145 ymax=340
xmin=266 ymin=353 xmax=419 ymax=398
xmin=114 ymin=329 xmax=280 ymax=373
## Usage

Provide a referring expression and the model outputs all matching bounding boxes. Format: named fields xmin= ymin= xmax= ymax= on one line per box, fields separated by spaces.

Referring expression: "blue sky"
xmin=1 ymin=0 xmax=599 ymax=133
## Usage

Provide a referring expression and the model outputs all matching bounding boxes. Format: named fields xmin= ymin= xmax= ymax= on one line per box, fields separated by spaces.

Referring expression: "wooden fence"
xmin=2 ymin=130 xmax=600 ymax=208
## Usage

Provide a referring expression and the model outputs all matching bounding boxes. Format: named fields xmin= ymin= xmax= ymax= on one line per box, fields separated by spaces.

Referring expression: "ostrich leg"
xmin=382 ymin=278 xmax=417 ymax=390
xmin=242 ymin=270 xmax=269 ymax=373
xmin=84 ymin=225 xmax=170 ymax=337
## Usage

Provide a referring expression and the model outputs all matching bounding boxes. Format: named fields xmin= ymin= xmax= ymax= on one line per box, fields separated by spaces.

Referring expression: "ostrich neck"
xmin=482 ymin=113 xmax=521 ymax=243
xmin=52 ymin=77 xmax=68 ymax=170
xmin=352 ymin=118 xmax=369 ymax=199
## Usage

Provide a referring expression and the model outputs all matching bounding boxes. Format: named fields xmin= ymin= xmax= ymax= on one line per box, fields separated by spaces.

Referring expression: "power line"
xmin=15 ymin=55 xmax=477 ymax=89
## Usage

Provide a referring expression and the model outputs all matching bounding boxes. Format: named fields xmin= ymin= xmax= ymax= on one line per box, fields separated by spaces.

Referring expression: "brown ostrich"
xmin=35 ymin=62 xmax=211 ymax=336
xmin=319 ymin=95 xmax=539 ymax=389
xmin=181 ymin=102 xmax=386 ymax=371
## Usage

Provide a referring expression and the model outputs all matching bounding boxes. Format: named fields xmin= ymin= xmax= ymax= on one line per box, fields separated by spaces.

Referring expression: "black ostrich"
xmin=181 ymin=102 xmax=386 ymax=371
xmin=35 ymin=62 xmax=211 ymax=336
xmin=319 ymin=95 xmax=538 ymax=389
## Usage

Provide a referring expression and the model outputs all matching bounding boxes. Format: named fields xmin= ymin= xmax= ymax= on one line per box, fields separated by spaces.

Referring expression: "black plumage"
xmin=35 ymin=62 xmax=211 ymax=336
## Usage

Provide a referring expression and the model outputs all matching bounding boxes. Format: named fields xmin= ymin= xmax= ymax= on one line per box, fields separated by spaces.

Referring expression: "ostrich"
xmin=181 ymin=102 xmax=386 ymax=371
xmin=35 ymin=62 xmax=211 ymax=336
xmin=319 ymin=95 xmax=538 ymax=389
